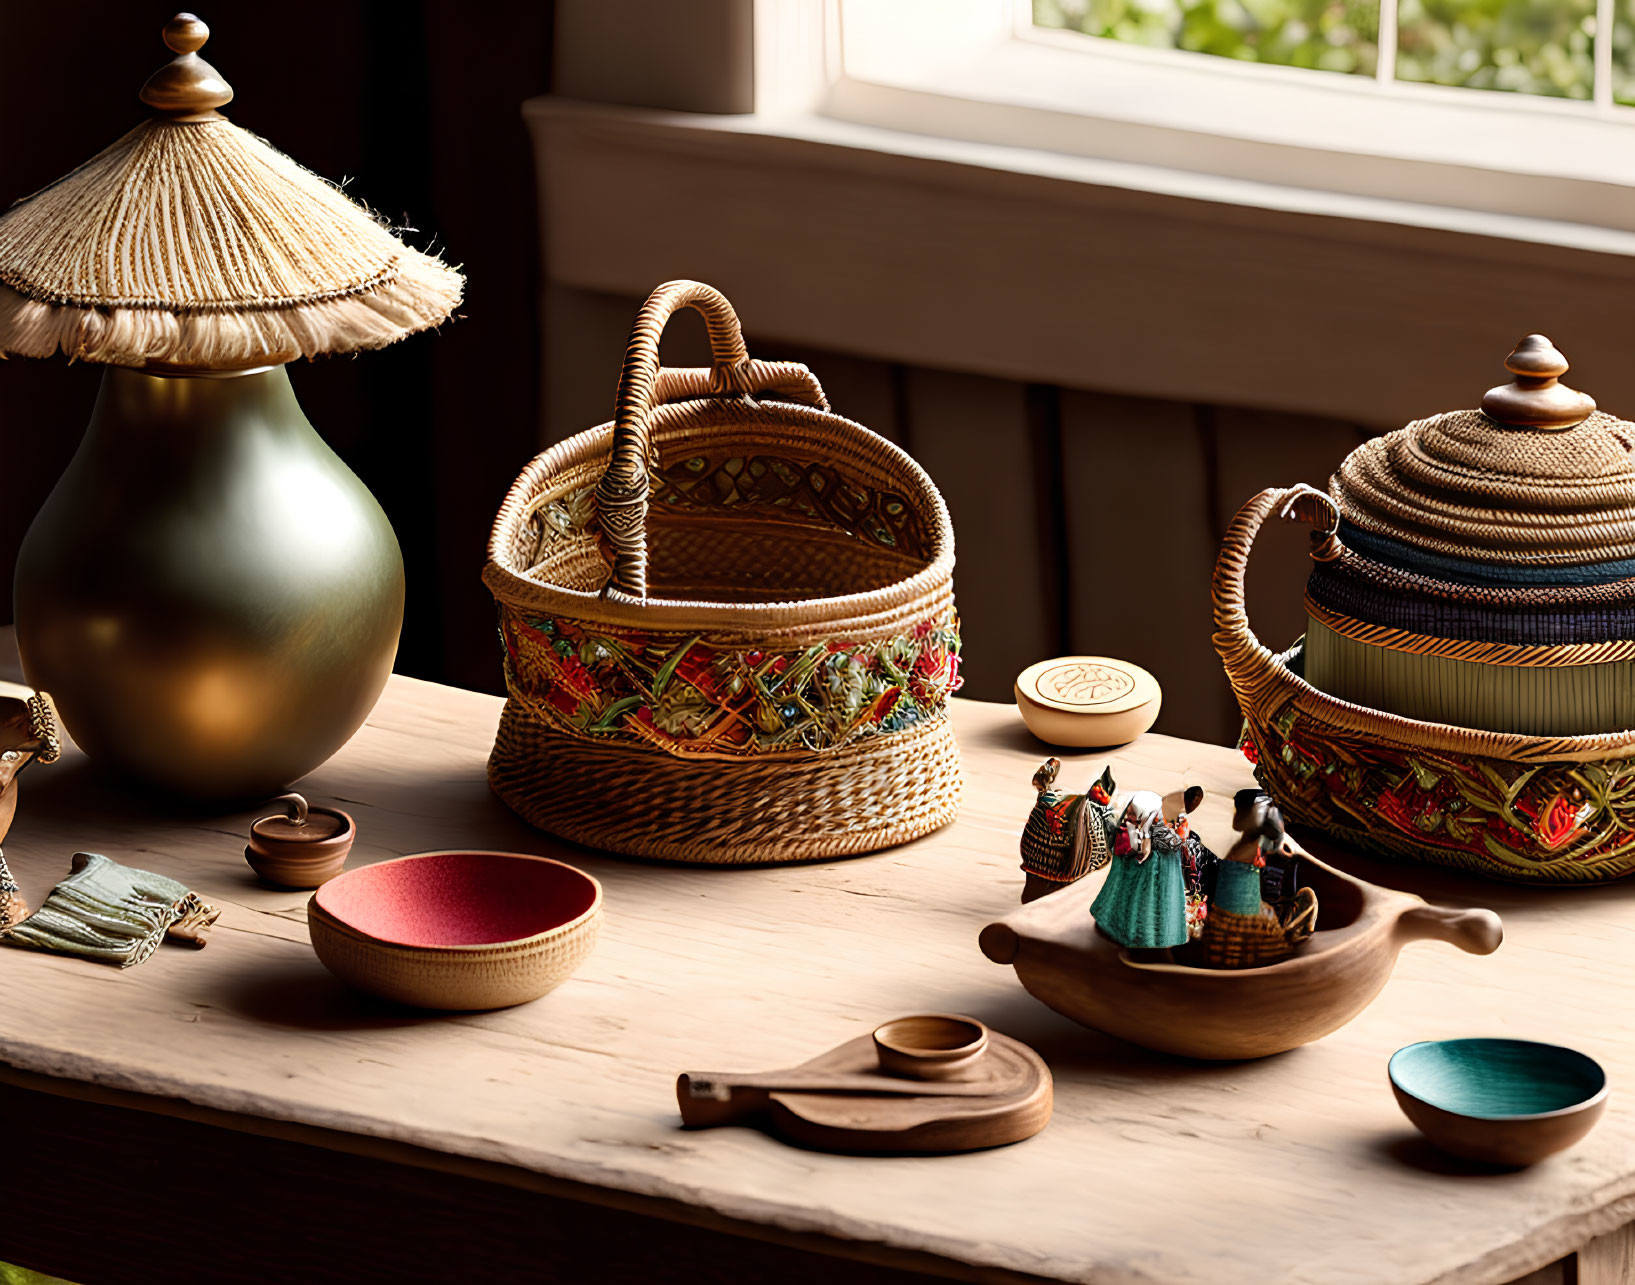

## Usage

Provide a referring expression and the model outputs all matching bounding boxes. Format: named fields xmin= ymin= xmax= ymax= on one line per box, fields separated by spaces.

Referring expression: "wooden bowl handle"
xmin=1395 ymin=904 xmax=1504 ymax=956
xmin=979 ymin=920 xmax=1021 ymax=965
xmin=1212 ymin=484 xmax=1340 ymax=705
xmin=596 ymin=280 xmax=830 ymax=599
xmin=676 ymin=1072 xmax=771 ymax=1129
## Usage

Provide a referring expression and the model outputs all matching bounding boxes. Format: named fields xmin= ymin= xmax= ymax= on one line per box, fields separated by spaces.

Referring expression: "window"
xmin=817 ymin=0 xmax=1635 ymax=235
xmin=1036 ymin=0 xmax=1382 ymax=78
xmin=1034 ymin=0 xmax=1628 ymax=107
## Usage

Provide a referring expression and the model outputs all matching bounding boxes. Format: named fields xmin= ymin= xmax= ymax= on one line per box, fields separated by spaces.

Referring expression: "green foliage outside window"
xmin=1034 ymin=0 xmax=1379 ymax=74
xmin=1034 ymin=0 xmax=1613 ymax=100
xmin=1396 ymin=0 xmax=1593 ymax=99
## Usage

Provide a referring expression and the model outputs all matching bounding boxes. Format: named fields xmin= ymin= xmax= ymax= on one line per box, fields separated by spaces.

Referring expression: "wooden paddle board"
xmin=678 ymin=1031 xmax=1052 ymax=1154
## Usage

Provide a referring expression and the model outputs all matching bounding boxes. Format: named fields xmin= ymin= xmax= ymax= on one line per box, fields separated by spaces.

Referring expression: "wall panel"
xmin=539 ymin=289 xmax=1379 ymax=746
xmin=899 ymin=368 xmax=1054 ymax=706
xmin=1059 ymin=391 xmax=1228 ymax=743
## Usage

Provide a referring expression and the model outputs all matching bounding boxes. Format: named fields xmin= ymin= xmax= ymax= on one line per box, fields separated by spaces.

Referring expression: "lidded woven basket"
xmin=1309 ymin=335 xmax=1635 ymax=737
xmin=483 ymin=281 xmax=962 ymax=864
xmin=1214 ymin=335 xmax=1635 ymax=883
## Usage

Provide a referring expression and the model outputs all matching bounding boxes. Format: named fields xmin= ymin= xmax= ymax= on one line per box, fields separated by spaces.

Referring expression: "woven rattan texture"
xmin=0 ymin=118 xmax=461 ymax=368
xmin=307 ymin=902 xmax=601 ymax=1010
xmin=1338 ymin=523 xmax=1635 ymax=587
xmin=1190 ymin=905 xmax=1301 ymax=969
xmin=1332 ymin=408 xmax=1635 ymax=564
xmin=1314 ymin=546 xmax=1635 ymax=607
xmin=488 ymin=708 xmax=962 ymax=863
xmin=1307 ymin=556 xmax=1635 ymax=647
xmin=1215 ymin=485 xmax=1635 ymax=882
xmin=1305 ymin=599 xmax=1635 ymax=667
xmin=1019 ymin=796 xmax=1111 ymax=883
xmin=484 ymin=282 xmax=961 ymax=864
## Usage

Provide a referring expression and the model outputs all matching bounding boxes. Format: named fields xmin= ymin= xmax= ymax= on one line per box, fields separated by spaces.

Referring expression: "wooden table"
xmin=2 ymin=631 xmax=1633 ymax=1285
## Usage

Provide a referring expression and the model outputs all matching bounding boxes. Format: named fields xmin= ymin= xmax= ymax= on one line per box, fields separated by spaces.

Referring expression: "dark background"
xmin=0 ymin=1 xmax=555 ymax=691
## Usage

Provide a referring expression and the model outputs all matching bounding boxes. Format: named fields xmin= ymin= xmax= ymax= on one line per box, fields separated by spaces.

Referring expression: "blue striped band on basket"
xmin=1307 ymin=567 xmax=1635 ymax=645
xmin=1337 ymin=522 xmax=1635 ymax=587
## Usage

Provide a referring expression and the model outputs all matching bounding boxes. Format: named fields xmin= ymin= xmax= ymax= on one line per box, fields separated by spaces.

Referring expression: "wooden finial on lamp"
xmin=139 ymin=13 xmax=234 ymax=119
xmin=1482 ymin=334 xmax=1596 ymax=429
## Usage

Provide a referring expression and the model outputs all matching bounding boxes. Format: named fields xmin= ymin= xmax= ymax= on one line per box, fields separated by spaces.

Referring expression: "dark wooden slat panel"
xmin=543 ymin=286 xmax=904 ymax=449
xmin=553 ymin=0 xmax=753 ymax=114
xmin=544 ymin=285 xmax=655 ymax=446
xmin=1505 ymin=1261 xmax=1570 ymax=1285
xmin=1210 ymin=405 xmax=1375 ymax=676
xmin=1578 ymin=1224 xmax=1635 ymax=1285
xmin=1059 ymin=390 xmax=1230 ymax=745
xmin=900 ymin=369 xmax=1052 ymax=704
xmin=799 ymin=350 xmax=904 ymax=446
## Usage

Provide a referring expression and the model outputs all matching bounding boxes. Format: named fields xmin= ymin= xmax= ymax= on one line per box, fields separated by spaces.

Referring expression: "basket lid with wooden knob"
xmin=1329 ymin=336 xmax=1635 ymax=567
xmin=0 ymin=12 xmax=462 ymax=372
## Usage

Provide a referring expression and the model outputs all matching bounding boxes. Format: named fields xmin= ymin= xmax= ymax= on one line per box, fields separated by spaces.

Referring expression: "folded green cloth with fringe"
xmin=3 ymin=852 xmax=220 ymax=967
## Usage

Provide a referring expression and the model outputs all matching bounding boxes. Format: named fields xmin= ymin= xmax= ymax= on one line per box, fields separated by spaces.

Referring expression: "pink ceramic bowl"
xmin=307 ymin=851 xmax=602 ymax=1010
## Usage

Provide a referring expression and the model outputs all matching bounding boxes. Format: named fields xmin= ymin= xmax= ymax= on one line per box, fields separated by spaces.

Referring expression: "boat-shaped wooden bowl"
xmin=307 ymin=851 xmax=601 ymax=1010
xmin=980 ymin=851 xmax=1503 ymax=1060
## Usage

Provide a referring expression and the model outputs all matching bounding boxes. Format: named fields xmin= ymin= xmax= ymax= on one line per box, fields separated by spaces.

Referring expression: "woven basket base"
xmin=488 ymin=707 xmax=963 ymax=864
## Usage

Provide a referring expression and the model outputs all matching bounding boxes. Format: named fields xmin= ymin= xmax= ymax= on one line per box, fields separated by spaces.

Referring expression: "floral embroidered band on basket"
xmin=1214 ymin=336 xmax=1635 ymax=883
xmin=484 ymin=281 xmax=962 ymax=863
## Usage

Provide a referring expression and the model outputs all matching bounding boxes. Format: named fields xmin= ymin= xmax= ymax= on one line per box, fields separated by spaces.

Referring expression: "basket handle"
xmin=595 ymin=280 xmax=830 ymax=599
xmin=1212 ymin=484 xmax=1340 ymax=702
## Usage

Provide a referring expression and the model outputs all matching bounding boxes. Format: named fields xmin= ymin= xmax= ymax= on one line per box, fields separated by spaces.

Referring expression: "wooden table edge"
xmin=0 ymin=1058 xmax=1069 ymax=1285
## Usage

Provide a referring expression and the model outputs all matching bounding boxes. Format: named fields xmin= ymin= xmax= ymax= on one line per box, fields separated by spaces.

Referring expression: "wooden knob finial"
xmin=139 ymin=12 xmax=234 ymax=118
xmin=1481 ymin=334 xmax=1595 ymax=429
xmin=162 ymin=14 xmax=211 ymax=55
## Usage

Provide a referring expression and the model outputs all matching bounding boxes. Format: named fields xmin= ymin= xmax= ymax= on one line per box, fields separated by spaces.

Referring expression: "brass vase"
xmin=14 ymin=365 xmax=405 ymax=800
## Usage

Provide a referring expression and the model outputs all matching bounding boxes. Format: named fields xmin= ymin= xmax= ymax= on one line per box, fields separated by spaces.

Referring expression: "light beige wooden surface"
xmin=1 ymin=629 xmax=1632 ymax=1285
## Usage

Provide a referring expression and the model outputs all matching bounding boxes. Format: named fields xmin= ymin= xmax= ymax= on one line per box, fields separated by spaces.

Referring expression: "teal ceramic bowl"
xmin=1389 ymin=1039 xmax=1608 ymax=1166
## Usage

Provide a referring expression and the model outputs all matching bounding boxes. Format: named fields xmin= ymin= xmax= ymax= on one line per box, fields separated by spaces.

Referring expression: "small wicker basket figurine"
xmin=1184 ymin=790 xmax=1318 ymax=970
xmin=1019 ymin=758 xmax=1117 ymax=902
xmin=1216 ymin=335 xmax=1635 ymax=883
xmin=485 ymin=281 xmax=961 ymax=863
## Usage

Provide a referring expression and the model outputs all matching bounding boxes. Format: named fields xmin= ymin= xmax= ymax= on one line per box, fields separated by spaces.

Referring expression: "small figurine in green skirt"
xmin=1091 ymin=787 xmax=1200 ymax=952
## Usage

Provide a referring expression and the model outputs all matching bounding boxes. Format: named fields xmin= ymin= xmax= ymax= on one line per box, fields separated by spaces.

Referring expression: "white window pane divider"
xmin=1376 ymin=0 xmax=1399 ymax=87
xmin=1596 ymin=0 xmax=1617 ymax=110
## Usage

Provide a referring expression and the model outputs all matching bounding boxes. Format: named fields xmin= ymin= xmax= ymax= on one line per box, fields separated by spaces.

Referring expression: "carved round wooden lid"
xmin=1330 ymin=336 xmax=1635 ymax=565
xmin=1015 ymin=657 xmax=1159 ymax=717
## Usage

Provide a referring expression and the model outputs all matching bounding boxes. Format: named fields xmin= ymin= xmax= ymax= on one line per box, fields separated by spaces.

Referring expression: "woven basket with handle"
xmin=483 ymin=281 xmax=962 ymax=863
xmin=1214 ymin=485 xmax=1635 ymax=883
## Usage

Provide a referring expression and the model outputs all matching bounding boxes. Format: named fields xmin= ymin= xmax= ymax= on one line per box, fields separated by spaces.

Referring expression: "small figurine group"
xmin=1020 ymin=760 xmax=1318 ymax=969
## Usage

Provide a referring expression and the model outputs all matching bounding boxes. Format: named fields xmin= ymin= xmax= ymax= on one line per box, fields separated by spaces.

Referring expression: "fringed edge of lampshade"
xmin=0 ymin=248 xmax=463 ymax=369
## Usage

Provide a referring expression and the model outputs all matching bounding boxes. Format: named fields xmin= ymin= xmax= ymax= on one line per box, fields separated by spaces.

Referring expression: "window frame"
xmin=1023 ymin=0 xmax=1620 ymax=110
xmin=800 ymin=0 xmax=1635 ymax=234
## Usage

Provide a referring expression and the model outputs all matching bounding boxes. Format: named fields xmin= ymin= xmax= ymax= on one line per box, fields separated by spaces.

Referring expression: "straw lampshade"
xmin=0 ymin=12 xmax=462 ymax=370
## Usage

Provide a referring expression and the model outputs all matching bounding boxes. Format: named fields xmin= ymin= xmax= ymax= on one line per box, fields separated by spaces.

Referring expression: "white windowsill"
xmin=591 ymin=101 xmax=1635 ymax=260
xmin=529 ymin=92 xmax=1635 ymax=428
xmin=822 ymin=0 xmax=1635 ymax=235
